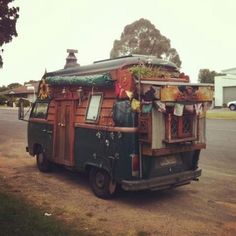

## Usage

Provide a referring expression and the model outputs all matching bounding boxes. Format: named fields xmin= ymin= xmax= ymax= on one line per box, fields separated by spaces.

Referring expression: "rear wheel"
xmin=229 ymin=104 xmax=236 ymax=111
xmin=89 ymin=167 xmax=117 ymax=199
xmin=36 ymin=150 xmax=51 ymax=172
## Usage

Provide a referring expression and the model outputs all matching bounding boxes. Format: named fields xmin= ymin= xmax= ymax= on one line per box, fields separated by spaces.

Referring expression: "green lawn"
xmin=206 ymin=110 xmax=236 ymax=119
xmin=0 ymin=191 xmax=90 ymax=236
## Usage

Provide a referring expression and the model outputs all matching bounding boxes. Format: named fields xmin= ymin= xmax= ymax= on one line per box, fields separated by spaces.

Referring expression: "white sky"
xmin=1 ymin=0 xmax=236 ymax=86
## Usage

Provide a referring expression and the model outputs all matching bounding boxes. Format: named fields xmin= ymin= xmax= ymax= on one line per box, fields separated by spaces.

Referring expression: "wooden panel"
xmin=100 ymin=107 xmax=113 ymax=117
xmin=74 ymin=96 xmax=115 ymax=125
xmin=102 ymin=98 xmax=115 ymax=107
xmin=53 ymin=100 xmax=75 ymax=166
xmin=102 ymin=88 xmax=116 ymax=98
xmin=100 ymin=117 xmax=114 ymax=126
xmin=138 ymin=113 xmax=152 ymax=143
xmin=74 ymin=108 xmax=113 ymax=124
xmin=74 ymin=116 xmax=84 ymax=123
xmin=47 ymin=101 xmax=56 ymax=122
xmin=142 ymin=143 xmax=206 ymax=156
xmin=79 ymin=99 xmax=88 ymax=107
xmin=75 ymin=107 xmax=86 ymax=116
xmin=47 ymin=114 xmax=54 ymax=122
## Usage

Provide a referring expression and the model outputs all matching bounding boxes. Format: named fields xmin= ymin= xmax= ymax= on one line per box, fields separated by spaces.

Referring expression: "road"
xmin=0 ymin=108 xmax=236 ymax=236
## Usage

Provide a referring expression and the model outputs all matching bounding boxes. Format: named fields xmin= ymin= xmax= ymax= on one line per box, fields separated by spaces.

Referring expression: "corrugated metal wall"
xmin=223 ymin=86 xmax=236 ymax=105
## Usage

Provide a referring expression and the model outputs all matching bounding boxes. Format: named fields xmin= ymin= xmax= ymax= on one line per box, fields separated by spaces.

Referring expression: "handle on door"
xmin=58 ymin=123 xmax=65 ymax=127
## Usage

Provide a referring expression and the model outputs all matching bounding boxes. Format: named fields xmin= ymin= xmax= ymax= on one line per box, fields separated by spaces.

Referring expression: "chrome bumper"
xmin=122 ymin=169 xmax=202 ymax=191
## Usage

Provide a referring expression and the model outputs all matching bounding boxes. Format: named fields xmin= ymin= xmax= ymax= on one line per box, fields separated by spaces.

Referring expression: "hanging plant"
xmin=130 ymin=65 xmax=180 ymax=79
xmin=129 ymin=65 xmax=153 ymax=79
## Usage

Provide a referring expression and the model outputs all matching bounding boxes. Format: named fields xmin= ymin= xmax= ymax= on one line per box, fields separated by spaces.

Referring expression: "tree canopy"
xmin=110 ymin=18 xmax=181 ymax=67
xmin=7 ymin=82 xmax=22 ymax=89
xmin=0 ymin=82 xmax=21 ymax=92
xmin=0 ymin=0 xmax=19 ymax=68
xmin=198 ymin=69 xmax=224 ymax=84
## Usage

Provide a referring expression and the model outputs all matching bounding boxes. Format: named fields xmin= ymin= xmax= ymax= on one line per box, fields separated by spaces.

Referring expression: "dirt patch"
xmin=1 ymin=154 xmax=236 ymax=236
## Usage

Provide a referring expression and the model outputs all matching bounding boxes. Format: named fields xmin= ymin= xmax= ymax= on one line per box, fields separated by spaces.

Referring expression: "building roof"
xmin=0 ymin=82 xmax=39 ymax=96
xmin=46 ymin=54 xmax=179 ymax=77
xmin=221 ymin=67 xmax=236 ymax=75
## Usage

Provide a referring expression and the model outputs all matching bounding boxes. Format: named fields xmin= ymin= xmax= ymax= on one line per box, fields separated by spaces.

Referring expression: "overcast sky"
xmin=1 ymin=0 xmax=236 ymax=86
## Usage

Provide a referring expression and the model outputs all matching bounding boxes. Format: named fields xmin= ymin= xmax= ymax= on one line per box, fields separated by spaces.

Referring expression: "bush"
xmin=0 ymin=95 xmax=7 ymax=105
xmin=15 ymin=98 xmax=31 ymax=107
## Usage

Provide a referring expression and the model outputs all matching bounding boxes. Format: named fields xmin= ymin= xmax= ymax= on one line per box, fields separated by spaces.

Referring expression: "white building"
xmin=214 ymin=68 xmax=236 ymax=107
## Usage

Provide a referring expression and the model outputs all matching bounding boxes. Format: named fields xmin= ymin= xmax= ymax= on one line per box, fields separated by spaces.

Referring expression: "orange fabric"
xmin=115 ymin=69 xmax=135 ymax=99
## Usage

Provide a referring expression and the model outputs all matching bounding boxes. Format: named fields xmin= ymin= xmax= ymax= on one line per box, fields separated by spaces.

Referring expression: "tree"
xmin=198 ymin=69 xmax=224 ymax=84
xmin=24 ymin=80 xmax=39 ymax=85
xmin=7 ymin=82 xmax=21 ymax=89
xmin=0 ymin=0 xmax=19 ymax=68
xmin=110 ymin=18 xmax=181 ymax=67
xmin=0 ymin=85 xmax=7 ymax=92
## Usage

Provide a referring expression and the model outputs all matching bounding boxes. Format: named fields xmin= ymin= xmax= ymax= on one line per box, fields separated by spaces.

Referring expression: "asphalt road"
xmin=0 ymin=108 xmax=236 ymax=236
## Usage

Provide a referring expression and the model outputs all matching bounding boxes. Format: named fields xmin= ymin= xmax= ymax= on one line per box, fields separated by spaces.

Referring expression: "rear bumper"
xmin=121 ymin=169 xmax=201 ymax=191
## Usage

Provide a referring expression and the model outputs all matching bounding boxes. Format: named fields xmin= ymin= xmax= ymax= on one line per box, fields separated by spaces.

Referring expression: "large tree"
xmin=198 ymin=69 xmax=224 ymax=84
xmin=110 ymin=18 xmax=181 ymax=67
xmin=0 ymin=0 xmax=19 ymax=68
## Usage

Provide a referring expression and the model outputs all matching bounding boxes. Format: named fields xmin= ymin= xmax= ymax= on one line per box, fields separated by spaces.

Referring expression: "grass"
xmin=206 ymin=110 xmax=236 ymax=119
xmin=0 ymin=190 xmax=90 ymax=236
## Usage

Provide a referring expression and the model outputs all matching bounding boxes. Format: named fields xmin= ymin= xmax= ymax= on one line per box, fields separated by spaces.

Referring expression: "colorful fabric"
xmin=131 ymin=98 xmax=141 ymax=112
xmin=115 ymin=69 xmax=135 ymax=99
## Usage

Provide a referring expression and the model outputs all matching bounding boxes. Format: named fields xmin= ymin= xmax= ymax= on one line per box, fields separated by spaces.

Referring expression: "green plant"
xmin=130 ymin=65 xmax=179 ymax=79
xmin=0 ymin=94 xmax=7 ymax=105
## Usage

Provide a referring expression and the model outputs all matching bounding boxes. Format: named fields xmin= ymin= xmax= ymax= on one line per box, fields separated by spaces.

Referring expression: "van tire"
xmin=36 ymin=151 xmax=51 ymax=172
xmin=89 ymin=167 xmax=117 ymax=199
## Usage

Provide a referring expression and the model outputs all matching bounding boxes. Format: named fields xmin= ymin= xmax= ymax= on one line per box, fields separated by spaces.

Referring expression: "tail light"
xmin=131 ymin=154 xmax=139 ymax=177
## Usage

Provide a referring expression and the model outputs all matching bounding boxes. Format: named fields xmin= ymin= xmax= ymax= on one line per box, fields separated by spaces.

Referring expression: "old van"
xmin=19 ymin=52 xmax=213 ymax=198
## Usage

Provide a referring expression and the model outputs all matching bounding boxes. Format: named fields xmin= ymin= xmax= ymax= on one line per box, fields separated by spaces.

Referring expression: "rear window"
xmin=31 ymin=102 xmax=49 ymax=119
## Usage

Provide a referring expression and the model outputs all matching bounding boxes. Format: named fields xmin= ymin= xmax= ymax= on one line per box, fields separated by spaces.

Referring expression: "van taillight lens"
xmin=131 ymin=154 xmax=139 ymax=177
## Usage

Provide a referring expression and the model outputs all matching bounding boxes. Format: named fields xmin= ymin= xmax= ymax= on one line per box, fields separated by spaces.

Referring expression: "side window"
xmin=85 ymin=93 xmax=103 ymax=123
xmin=31 ymin=102 xmax=49 ymax=119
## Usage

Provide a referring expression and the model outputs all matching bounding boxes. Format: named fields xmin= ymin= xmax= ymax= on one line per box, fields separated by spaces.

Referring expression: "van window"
xmin=85 ymin=93 xmax=103 ymax=123
xmin=31 ymin=102 xmax=49 ymax=119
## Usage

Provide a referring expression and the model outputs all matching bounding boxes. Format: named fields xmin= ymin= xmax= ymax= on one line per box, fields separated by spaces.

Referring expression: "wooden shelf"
xmin=163 ymin=137 xmax=197 ymax=144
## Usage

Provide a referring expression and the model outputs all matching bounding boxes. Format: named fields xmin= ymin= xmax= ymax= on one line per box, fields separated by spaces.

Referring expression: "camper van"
xmin=19 ymin=53 xmax=213 ymax=199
